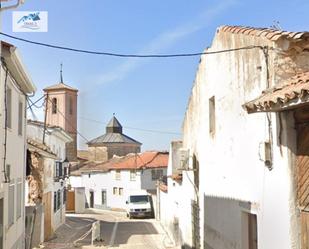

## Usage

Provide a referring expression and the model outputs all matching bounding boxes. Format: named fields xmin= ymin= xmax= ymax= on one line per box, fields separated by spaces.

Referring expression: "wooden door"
xmin=42 ymin=192 xmax=52 ymax=240
xmin=66 ymin=190 xmax=75 ymax=212
xmin=248 ymin=213 xmax=258 ymax=249
xmin=295 ymin=108 xmax=309 ymax=248
xmin=301 ymin=212 xmax=309 ymax=248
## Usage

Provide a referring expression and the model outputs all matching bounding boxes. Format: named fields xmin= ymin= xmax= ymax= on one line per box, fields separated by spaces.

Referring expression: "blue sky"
xmin=2 ymin=0 xmax=309 ymax=151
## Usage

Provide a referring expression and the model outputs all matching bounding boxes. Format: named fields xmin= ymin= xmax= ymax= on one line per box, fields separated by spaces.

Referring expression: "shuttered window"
xmin=8 ymin=183 xmax=15 ymax=226
xmin=18 ymin=101 xmax=23 ymax=135
xmin=16 ymin=181 xmax=22 ymax=219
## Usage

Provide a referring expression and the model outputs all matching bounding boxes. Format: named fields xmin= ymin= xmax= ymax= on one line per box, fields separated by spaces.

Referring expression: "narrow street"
xmin=43 ymin=210 xmax=175 ymax=249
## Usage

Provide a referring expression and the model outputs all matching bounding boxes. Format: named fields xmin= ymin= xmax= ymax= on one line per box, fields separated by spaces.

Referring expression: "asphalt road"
xmin=43 ymin=209 xmax=174 ymax=249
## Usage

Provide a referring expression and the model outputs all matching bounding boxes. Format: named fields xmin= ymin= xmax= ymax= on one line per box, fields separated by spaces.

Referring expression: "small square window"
xmin=113 ymin=187 xmax=118 ymax=195
xmin=130 ymin=170 xmax=136 ymax=181
xmin=115 ymin=170 xmax=121 ymax=180
xmin=119 ymin=188 xmax=123 ymax=196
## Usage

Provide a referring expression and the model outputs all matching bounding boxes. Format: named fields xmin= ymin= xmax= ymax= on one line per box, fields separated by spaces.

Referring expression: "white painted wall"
xmin=180 ymin=29 xmax=309 ymax=248
xmin=0 ymin=67 xmax=28 ymax=249
xmin=158 ymin=141 xmax=195 ymax=248
xmin=69 ymin=175 xmax=82 ymax=188
xmin=75 ymin=187 xmax=86 ymax=213
xmin=81 ymin=168 xmax=166 ymax=210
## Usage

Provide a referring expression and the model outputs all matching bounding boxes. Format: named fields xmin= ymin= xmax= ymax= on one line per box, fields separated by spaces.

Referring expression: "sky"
xmin=2 ymin=0 xmax=309 ymax=151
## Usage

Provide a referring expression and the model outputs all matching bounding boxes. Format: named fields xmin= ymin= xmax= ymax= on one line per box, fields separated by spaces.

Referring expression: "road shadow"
xmin=112 ymin=220 xmax=158 ymax=246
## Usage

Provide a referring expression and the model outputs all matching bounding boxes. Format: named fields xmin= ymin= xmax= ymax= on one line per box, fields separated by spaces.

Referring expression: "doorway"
xmin=90 ymin=191 xmax=94 ymax=208
xmin=295 ymin=107 xmax=309 ymax=248
xmin=101 ymin=190 xmax=107 ymax=209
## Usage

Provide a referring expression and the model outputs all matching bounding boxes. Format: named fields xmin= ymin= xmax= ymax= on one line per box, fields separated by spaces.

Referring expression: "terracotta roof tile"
xmin=110 ymin=151 xmax=169 ymax=170
xmin=27 ymin=138 xmax=56 ymax=157
xmin=77 ymin=151 xmax=169 ymax=173
xmin=218 ymin=25 xmax=309 ymax=42
xmin=244 ymin=72 xmax=309 ymax=113
xmin=43 ymin=82 xmax=78 ymax=92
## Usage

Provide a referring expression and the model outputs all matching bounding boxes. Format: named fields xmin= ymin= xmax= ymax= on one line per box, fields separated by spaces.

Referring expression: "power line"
xmin=26 ymin=98 xmax=182 ymax=135
xmin=79 ymin=116 xmax=181 ymax=135
xmin=27 ymin=95 xmax=45 ymax=109
xmin=45 ymin=97 xmax=90 ymax=143
xmin=0 ymin=32 xmax=264 ymax=58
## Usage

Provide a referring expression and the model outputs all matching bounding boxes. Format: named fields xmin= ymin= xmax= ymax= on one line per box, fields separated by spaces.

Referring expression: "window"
xmin=57 ymin=190 xmax=61 ymax=210
xmin=52 ymin=98 xmax=57 ymax=114
xmin=119 ymin=188 xmax=123 ymax=196
xmin=6 ymin=87 xmax=12 ymax=129
xmin=101 ymin=190 xmax=106 ymax=205
xmin=115 ymin=170 xmax=121 ymax=180
xmin=18 ymin=101 xmax=23 ymax=135
xmin=130 ymin=170 xmax=136 ymax=181
xmin=113 ymin=187 xmax=118 ymax=195
xmin=54 ymin=192 xmax=57 ymax=212
xmin=151 ymin=169 xmax=163 ymax=181
xmin=6 ymin=164 xmax=11 ymax=182
xmin=54 ymin=190 xmax=62 ymax=212
xmin=69 ymin=96 xmax=73 ymax=115
xmin=8 ymin=183 xmax=15 ymax=226
xmin=55 ymin=162 xmax=63 ymax=178
xmin=209 ymin=96 xmax=216 ymax=135
xmin=16 ymin=181 xmax=22 ymax=219
xmin=63 ymin=188 xmax=67 ymax=204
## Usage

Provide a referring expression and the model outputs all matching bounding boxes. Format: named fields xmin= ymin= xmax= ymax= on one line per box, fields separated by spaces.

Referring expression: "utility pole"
xmin=43 ymin=93 xmax=48 ymax=144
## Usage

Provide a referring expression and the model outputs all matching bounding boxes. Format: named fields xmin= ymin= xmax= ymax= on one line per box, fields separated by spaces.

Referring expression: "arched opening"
xmin=52 ymin=98 xmax=57 ymax=114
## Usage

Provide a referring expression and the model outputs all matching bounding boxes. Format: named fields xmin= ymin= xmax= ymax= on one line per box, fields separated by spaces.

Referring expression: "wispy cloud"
xmin=96 ymin=0 xmax=237 ymax=86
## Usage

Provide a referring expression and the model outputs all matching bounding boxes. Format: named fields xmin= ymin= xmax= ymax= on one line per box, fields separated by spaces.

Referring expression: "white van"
xmin=126 ymin=191 xmax=153 ymax=218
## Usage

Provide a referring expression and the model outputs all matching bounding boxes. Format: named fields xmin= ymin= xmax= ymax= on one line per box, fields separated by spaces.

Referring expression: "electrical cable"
xmin=45 ymin=97 xmax=89 ymax=143
xmin=27 ymin=95 xmax=45 ymax=109
xmin=79 ymin=116 xmax=181 ymax=135
xmin=0 ymin=32 xmax=264 ymax=58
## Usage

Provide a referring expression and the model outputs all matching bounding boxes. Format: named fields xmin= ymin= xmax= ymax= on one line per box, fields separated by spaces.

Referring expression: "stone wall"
xmin=88 ymin=143 xmax=141 ymax=162
xmin=66 ymin=133 xmax=77 ymax=162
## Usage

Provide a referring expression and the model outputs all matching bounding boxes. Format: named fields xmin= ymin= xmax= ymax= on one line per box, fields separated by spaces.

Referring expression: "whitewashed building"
xmin=76 ymin=151 xmax=168 ymax=211
xmin=0 ymin=42 xmax=36 ymax=249
xmin=26 ymin=120 xmax=72 ymax=240
xmin=159 ymin=25 xmax=309 ymax=249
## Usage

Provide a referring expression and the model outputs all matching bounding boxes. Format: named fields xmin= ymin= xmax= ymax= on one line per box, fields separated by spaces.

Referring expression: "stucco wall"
xmin=0 ymin=68 xmax=27 ymax=249
xmin=181 ymin=30 xmax=309 ymax=248
xmin=81 ymin=168 xmax=165 ymax=210
xmin=158 ymin=142 xmax=196 ymax=248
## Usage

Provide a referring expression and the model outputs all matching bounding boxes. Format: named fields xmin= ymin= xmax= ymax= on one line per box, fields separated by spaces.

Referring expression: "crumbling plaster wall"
xmin=182 ymin=30 xmax=309 ymax=249
xmin=27 ymin=152 xmax=44 ymax=204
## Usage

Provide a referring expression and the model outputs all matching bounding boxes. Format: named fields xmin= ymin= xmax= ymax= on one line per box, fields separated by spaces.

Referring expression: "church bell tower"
xmin=43 ymin=64 xmax=78 ymax=162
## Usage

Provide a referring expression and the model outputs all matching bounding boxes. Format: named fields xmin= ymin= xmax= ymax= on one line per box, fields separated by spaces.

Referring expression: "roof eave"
xmin=244 ymin=95 xmax=309 ymax=113
xmin=2 ymin=45 xmax=36 ymax=94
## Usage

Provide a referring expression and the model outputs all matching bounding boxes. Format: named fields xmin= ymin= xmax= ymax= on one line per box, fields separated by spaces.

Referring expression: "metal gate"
xmin=191 ymin=200 xmax=200 ymax=249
